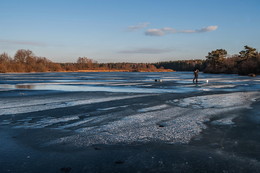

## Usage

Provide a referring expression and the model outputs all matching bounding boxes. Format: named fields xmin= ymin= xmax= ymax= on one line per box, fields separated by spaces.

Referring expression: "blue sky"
xmin=1 ymin=0 xmax=260 ymax=63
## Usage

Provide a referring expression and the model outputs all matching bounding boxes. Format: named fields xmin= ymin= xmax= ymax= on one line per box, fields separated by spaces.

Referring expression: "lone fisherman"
xmin=193 ymin=69 xmax=199 ymax=83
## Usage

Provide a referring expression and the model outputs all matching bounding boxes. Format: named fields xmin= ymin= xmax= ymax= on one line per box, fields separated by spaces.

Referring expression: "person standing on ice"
xmin=193 ymin=69 xmax=199 ymax=83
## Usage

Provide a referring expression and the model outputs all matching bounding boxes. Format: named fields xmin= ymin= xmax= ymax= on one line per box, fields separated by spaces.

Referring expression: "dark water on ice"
xmin=0 ymin=72 xmax=259 ymax=95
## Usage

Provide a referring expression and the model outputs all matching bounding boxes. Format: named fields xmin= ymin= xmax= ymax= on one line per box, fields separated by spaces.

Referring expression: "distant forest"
xmin=0 ymin=49 xmax=172 ymax=73
xmin=0 ymin=45 xmax=259 ymax=75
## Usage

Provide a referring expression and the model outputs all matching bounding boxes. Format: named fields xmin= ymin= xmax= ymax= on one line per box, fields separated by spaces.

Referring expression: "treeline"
xmin=1 ymin=46 xmax=259 ymax=75
xmin=154 ymin=45 xmax=260 ymax=75
xmin=204 ymin=46 xmax=260 ymax=75
xmin=0 ymin=50 xmax=62 ymax=73
xmin=0 ymin=49 xmax=172 ymax=73
xmin=59 ymin=62 xmax=170 ymax=72
xmin=154 ymin=59 xmax=206 ymax=71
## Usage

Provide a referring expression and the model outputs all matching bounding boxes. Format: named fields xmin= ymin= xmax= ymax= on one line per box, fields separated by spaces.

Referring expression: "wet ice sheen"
xmin=1 ymin=72 xmax=260 ymax=94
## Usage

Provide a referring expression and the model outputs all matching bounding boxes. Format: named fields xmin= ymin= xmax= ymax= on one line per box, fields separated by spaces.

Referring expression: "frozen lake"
xmin=1 ymin=72 xmax=260 ymax=144
xmin=1 ymin=72 xmax=260 ymax=172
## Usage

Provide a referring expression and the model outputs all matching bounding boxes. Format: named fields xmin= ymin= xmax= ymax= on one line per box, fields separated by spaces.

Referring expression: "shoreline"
xmin=0 ymin=69 xmax=174 ymax=74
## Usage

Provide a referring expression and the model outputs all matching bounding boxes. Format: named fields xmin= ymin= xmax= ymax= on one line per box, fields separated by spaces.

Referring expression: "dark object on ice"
xmin=94 ymin=146 xmax=102 ymax=150
xmin=158 ymin=124 xmax=165 ymax=127
xmin=248 ymin=73 xmax=256 ymax=77
xmin=60 ymin=167 xmax=72 ymax=173
xmin=78 ymin=115 xmax=86 ymax=119
xmin=114 ymin=160 xmax=125 ymax=164
xmin=155 ymin=79 xmax=163 ymax=82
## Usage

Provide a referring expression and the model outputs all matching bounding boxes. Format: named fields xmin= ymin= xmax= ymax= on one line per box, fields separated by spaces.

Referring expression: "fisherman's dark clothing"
xmin=193 ymin=70 xmax=199 ymax=83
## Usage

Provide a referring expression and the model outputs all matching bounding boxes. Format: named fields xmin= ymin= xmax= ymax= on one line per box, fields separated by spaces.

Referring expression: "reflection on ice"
xmin=15 ymin=84 xmax=35 ymax=89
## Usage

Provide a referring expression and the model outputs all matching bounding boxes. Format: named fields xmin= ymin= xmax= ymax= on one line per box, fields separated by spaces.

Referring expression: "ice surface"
xmin=15 ymin=116 xmax=80 ymax=129
xmin=97 ymin=105 xmax=129 ymax=111
xmin=137 ymin=104 xmax=169 ymax=112
xmin=43 ymin=108 xmax=225 ymax=147
xmin=2 ymin=91 xmax=260 ymax=147
xmin=173 ymin=92 xmax=257 ymax=109
xmin=0 ymin=95 xmax=148 ymax=115
xmin=46 ymin=107 xmax=209 ymax=146
xmin=44 ymin=92 xmax=260 ymax=147
xmin=1 ymin=72 xmax=260 ymax=148
xmin=1 ymin=72 xmax=260 ymax=94
xmin=211 ymin=115 xmax=237 ymax=125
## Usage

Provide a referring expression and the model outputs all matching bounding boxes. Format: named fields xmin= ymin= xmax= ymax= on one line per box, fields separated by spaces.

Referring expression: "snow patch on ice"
xmin=208 ymin=85 xmax=236 ymax=88
xmin=97 ymin=105 xmax=129 ymax=111
xmin=57 ymin=117 xmax=95 ymax=129
xmin=137 ymin=104 xmax=169 ymax=112
xmin=45 ymin=105 xmax=246 ymax=147
xmin=44 ymin=92 xmax=260 ymax=147
xmin=19 ymin=116 xmax=80 ymax=128
xmin=173 ymin=92 xmax=258 ymax=109
xmin=211 ymin=114 xmax=238 ymax=126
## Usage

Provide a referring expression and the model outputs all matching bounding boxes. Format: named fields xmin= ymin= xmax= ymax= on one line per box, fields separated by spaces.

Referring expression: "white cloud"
xmin=145 ymin=25 xmax=218 ymax=36
xmin=197 ymin=25 xmax=218 ymax=32
xmin=145 ymin=29 xmax=165 ymax=36
xmin=118 ymin=48 xmax=173 ymax=54
xmin=127 ymin=22 xmax=150 ymax=31
xmin=145 ymin=27 xmax=176 ymax=36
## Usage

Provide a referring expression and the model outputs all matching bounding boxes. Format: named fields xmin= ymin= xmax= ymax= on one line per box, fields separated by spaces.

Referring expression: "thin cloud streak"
xmin=127 ymin=22 xmax=150 ymax=31
xmin=145 ymin=27 xmax=176 ymax=36
xmin=118 ymin=48 xmax=173 ymax=54
xmin=0 ymin=39 xmax=47 ymax=46
xmin=145 ymin=25 xmax=218 ymax=36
